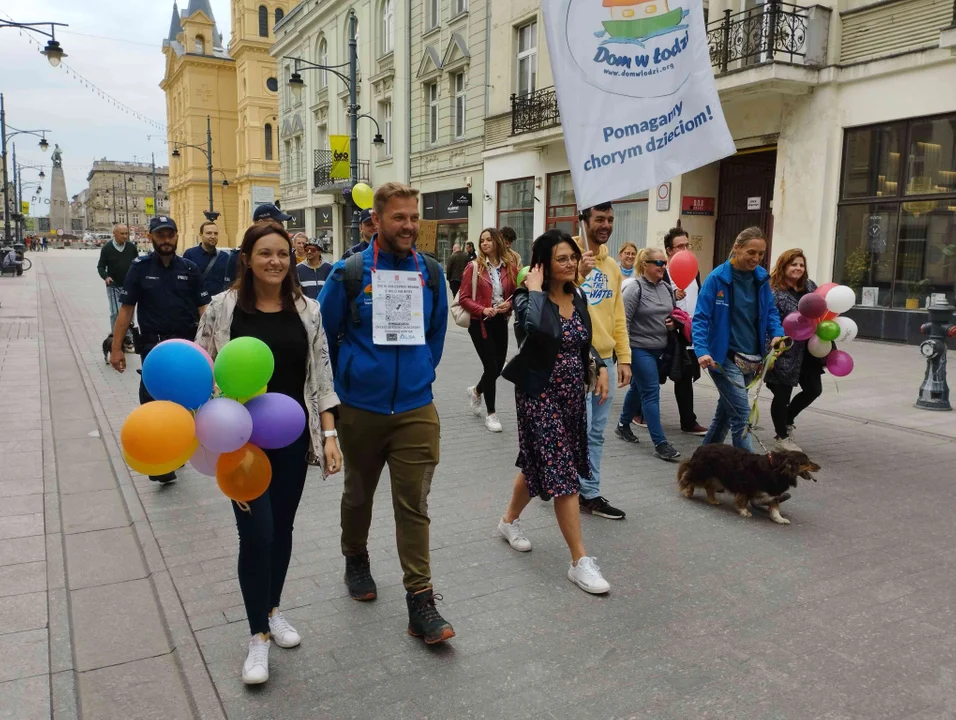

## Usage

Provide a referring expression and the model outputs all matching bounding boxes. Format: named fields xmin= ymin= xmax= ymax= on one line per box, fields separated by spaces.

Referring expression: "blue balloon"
xmin=142 ymin=340 xmax=214 ymax=410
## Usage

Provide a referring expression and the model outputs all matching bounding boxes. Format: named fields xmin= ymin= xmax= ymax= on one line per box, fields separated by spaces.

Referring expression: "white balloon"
xmin=826 ymin=285 xmax=856 ymax=314
xmin=835 ymin=316 xmax=858 ymax=343
xmin=807 ymin=336 xmax=833 ymax=358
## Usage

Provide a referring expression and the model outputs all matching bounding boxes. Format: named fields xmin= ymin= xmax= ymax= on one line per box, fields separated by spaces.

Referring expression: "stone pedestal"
xmin=49 ymin=165 xmax=69 ymax=236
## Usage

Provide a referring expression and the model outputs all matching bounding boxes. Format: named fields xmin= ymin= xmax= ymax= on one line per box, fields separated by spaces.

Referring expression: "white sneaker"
xmin=242 ymin=634 xmax=270 ymax=685
xmin=467 ymin=386 xmax=483 ymax=416
xmin=485 ymin=413 xmax=503 ymax=433
xmin=268 ymin=611 xmax=301 ymax=648
xmin=568 ymin=557 xmax=610 ymax=594
xmin=774 ymin=436 xmax=802 ymax=452
xmin=497 ymin=517 xmax=531 ymax=552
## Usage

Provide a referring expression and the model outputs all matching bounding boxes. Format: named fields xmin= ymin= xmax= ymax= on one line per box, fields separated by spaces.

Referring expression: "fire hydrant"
xmin=916 ymin=301 xmax=956 ymax=411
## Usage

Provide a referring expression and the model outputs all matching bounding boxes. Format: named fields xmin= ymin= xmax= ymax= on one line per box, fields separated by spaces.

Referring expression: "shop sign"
xmin=656 ymin=183 xmax=671 ymax=211
xmin=746 ymin=196 xmax=761 ymax=211
xmin=315 ymin=205 xmax=333 ymax=228
xmin=287 ymin=209 xmax=306 ymax=230
xmin=681 ymin=196 xmax=714 ymax=215
xmin=864 ymin=213 xmax=888 ymax=254
xmin=422 ymin=189 xmax=470 ymax=221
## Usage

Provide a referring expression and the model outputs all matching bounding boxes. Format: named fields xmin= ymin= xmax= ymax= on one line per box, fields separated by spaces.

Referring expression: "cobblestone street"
xmin=3 ymin=250 xmax=956 ymax=719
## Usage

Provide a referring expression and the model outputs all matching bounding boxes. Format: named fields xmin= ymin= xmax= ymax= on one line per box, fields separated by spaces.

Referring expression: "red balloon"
xmin=668 ymin=250 xmax=699 ymax=290
xmin=820 ymin=310 xmax=839 ymax=322
xmin=814 ymin=282 xmax=838 ymax=297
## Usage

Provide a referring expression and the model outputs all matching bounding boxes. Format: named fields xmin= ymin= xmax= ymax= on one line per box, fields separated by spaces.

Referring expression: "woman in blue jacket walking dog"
xmin=692 ymin=227 xmax=785 ymax=452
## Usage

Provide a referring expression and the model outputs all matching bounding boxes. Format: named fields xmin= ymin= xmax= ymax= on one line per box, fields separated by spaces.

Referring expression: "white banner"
xmin=543 ymin=0 xmax=736 ymax=209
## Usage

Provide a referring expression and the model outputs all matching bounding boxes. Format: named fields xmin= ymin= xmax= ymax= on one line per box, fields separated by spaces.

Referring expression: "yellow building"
xmin=161 ymin=0 xmax=286 ymax=250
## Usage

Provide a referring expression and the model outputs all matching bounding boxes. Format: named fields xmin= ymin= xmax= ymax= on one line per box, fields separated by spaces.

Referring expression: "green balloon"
xmin=516 ymin=266 xmax=530 ymax=286
xmin=816 ymin=320 xmax=841 ymax=342
xmin=214 ymin=337 xmax=275 ymax=399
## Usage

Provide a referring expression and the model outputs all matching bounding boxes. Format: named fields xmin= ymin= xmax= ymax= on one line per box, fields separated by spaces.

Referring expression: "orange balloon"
xmin=216 ymin=444 xmax=272 ymax=503
xmin=124 ymin=438 xmax=199 ymax=476
xmin=121 ymin=401 xmax=196 ymax=466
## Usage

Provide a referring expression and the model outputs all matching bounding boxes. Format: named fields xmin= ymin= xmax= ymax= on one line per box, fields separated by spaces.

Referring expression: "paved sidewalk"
xmin=8 ymin=250 xmax=956 ymax=719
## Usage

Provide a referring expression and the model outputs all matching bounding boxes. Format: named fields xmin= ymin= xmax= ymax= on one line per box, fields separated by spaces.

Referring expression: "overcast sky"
xmin=2 ymin=0 xmax=231 ymax=215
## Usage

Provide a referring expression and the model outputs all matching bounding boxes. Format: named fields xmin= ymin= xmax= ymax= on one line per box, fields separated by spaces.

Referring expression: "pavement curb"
xmin=40 ymin=264 xmax=225 ymax=720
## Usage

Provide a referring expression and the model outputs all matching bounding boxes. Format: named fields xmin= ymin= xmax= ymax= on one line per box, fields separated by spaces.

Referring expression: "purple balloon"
xmin=783 ymin=312 xmax=816 ymax=342
xmin=195 ymin=398 xmax=253 ymax=454
xmin=826 ymin=350 xmax=854 ymax=377
xmin=798 ymin=293 xmax=828 ymax=320
xmin=246 ymin=393 xmax=307 ymax=449
xmin=189 ymin=444 xmax=220 ymax=477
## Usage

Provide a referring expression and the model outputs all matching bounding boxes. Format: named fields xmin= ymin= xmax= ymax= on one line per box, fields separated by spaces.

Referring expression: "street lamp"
xmin=1 ymin=93 xmax=53 ymax=242
xmin=285 ymin=10 xmax=380 ymax=246
xmin=0 ymin=20 xmax=69 ymax=68
xmin=170 ymin=115 xmax=219 ymax=222
xmin=12 ymin=153 xmax=48 ymax=243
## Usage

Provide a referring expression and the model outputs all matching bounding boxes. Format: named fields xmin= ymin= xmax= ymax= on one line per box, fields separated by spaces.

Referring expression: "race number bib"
xmin=371 ymin=270 xmax=426 ymax=345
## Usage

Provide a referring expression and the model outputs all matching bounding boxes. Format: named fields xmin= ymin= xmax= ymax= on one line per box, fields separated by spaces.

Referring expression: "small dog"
xmin=677 ymin=444 xmax=820 ymax=525
xmin=103 ymin=325 xmax=139 ymax=363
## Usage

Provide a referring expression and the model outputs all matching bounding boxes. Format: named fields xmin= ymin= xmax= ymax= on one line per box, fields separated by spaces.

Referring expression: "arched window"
xmin=382 ymin=0 xmax=394 ymax=55
xmin=195 ymin=35 xmax=205 ymax=54
xmin=275 ymin=8 xmax=284 ymax=26
xmin=258 ymin=5 xmax=268 ymax=37
xmin=264 ymin=123 xmax=274 ymax=160
xmin=318 ymin=38 xmax=328 ymax=88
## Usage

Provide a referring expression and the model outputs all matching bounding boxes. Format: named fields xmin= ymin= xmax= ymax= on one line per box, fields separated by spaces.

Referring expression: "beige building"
xmin=84 ymin=161 xmax=171 ymax=235
xmin=272 ymin=0 xmax=408 ymax=256
xmin=482 ymin=0 xmax=956 ymax=342
xmin=409 ymin=0 xmax=487 ymax=260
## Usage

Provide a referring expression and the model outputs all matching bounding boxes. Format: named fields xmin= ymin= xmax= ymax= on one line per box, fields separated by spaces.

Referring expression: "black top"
xmin=230 ymin=306 xmax=308 ymax=408
xmin=119 ymin=253 xmax=210 ymax=336
xmin=445 ymin=250 xmax=470 ymax=282
xmin=97 ymin=242 xmax=139 ymax=285
xmin=183 ymin=245 xmax=230 ymax=296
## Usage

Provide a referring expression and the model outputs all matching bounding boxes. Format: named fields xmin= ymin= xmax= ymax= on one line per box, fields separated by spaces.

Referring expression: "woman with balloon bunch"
xmin=195 ymin=220 xmax=342 ymax=686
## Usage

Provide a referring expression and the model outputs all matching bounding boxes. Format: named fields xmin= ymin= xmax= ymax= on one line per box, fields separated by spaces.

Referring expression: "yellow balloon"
xmin=237 ymin=385 xmax=267 ymax=404
xmin=352 ymin=183 xmax=374 ymax=210
xmin=124 ymin=438 xmax=199 ymax=476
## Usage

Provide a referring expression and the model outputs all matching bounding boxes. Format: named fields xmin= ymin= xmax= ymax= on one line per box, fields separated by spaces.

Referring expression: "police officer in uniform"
xmin=110 ymin=215 xmax=210 ymax=484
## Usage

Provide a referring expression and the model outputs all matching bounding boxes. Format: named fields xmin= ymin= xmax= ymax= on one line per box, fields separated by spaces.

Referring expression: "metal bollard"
xmin=916 ymin=301 xmax=956 ymax=411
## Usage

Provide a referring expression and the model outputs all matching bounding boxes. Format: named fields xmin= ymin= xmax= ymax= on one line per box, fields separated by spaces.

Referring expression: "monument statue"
xmin=49 ymin=145 xmax=69 ymax=234
xmin=51 ymin=144 xmax=63 ymax=169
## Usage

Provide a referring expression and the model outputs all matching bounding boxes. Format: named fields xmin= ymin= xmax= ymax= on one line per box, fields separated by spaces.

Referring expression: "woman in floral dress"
xmin=497 ymin=230 xmax=612 ymax=594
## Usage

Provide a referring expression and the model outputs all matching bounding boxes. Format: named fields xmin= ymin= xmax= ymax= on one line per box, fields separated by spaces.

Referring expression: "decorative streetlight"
xmin=1 ymin=94 xmax=53 ymax=242
xmin=285 ymin=10 xmax=384 ymax=246
xmin=0 ymin=20 xmax=69 ymax=67
xmin=170 ymin=116 xmax=219 ymax=222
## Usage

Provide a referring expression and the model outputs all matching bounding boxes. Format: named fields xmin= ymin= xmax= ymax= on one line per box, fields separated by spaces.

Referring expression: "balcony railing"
xmin=313 ymin=150 xmax=370 ymax=190
xmin=511 ymin=86 xmax=560 ymax=136
xmin=707 ymin=1 xmax=813 ymax=74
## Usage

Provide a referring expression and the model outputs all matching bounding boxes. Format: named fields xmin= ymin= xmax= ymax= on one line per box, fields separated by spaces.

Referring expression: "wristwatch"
xmin=322 ymin=429 xmax=338 ymax=439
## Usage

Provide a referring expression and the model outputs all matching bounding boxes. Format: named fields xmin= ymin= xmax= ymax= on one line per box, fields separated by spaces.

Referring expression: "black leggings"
xmin=233 ymin=430 xmax=310 ymax=636
xmin=468 ymin=315 xmax=509 ymax=414
xmin=768 ymin=363 xmax=823 ymax=439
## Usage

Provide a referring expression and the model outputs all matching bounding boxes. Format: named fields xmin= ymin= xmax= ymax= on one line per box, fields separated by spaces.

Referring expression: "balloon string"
xmin=236 ymin=501 xmax=251 ymax=513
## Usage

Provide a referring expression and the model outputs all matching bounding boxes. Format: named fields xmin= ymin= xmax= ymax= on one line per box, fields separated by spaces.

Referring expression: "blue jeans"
xmin=579 ymin=359 xmax=616 ymax=501
xmin=618 ymin=347 xmax=667 ymax=446
xmin=703 ymin=361 xmax=755 ymax=452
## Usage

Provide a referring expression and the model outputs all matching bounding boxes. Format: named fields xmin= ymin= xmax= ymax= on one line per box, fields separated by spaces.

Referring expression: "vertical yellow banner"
xmin=21 ymin=201 xmax=29 ymax=215
xmin=144 ymin=197 xmax=156 ymax=216
xmin=328 ymin=135 xmax=351 ymax=180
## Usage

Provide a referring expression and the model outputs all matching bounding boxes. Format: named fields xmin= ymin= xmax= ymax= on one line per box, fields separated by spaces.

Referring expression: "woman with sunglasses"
xmin=496 ymin=230 xmax=611 ymax=594
xmin=614 ymin=248 xmax=681 ymax=461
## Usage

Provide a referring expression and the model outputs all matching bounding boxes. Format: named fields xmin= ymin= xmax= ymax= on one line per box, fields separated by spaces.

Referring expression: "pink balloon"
xmin=189 ymin=444 xmax=220 ymax=477
xmin=826 ymin=350 xmax=854 ymax=377
xmin=164 ymin=338 xmax=214 ymax=372
xmin=783 ymin=312 xmax=816 ymax=342
xmin=798 ymin=293 xmax=828 ymax=319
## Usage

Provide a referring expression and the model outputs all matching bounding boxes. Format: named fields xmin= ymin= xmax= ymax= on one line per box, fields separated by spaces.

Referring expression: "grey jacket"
xmin=622 ymin=276 xmax=675 ymax=350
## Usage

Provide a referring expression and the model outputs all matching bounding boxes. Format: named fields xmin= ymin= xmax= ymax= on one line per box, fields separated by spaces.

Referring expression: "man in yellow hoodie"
xmin=574 ymin=202 xmax=632 ymax=520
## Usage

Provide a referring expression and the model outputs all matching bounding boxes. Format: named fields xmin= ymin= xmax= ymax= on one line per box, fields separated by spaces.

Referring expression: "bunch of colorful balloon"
xmin=119 ymin=337 xmax=306 ymax=503
xmin=781 ymin=283 xmax=858 ymax=377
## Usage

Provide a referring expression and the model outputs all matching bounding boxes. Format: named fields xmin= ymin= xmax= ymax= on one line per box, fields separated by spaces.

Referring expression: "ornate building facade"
xmin=83 ymin=161 xmax=170 ymax=235
xmin=161 ymin=0 xmax=286 ymax=250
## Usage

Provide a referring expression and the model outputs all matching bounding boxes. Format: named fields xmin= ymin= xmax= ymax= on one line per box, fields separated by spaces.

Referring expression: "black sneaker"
xmin=614 ymin=423 xmax=640 ymax=444
xmin=150 ymin=472 xmax=177 ymax=485
xmin=654 ymin=442 xmax=681 ymax=462
xmin=344 ymin=553 xmax=377 ymax=601
xmin=579 ymin=495 xmax=626 ymax=520
xmin=406 ymin=588 xmax=455 ymax=644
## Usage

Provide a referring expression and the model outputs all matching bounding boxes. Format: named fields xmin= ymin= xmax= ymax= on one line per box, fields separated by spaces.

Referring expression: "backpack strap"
xmin=421 ymin=253 xmax=443 ymax=331
xmin=344 ymin=253 xmax=366 ymax=327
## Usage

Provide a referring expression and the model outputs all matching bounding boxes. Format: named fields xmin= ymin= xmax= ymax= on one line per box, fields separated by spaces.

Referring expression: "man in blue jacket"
xmin=319 ymin=182 xmax=454 ymax=644
xmin=692 ymin=227 xmax=785 ymax=452
xmin=296 ymin=237 xmax=332 ymax=300
xmin=183 ymin=221 xmax=230 ymax=296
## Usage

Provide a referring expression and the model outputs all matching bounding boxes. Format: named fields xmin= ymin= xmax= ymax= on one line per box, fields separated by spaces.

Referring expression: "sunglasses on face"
xmin=648 ymin=259 xmax=667 ymax=268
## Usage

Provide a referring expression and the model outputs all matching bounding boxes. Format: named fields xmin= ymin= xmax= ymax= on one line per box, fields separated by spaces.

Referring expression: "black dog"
xmin=103 ymin=325 xmax=140 ymax=363
xmin=677 ymin=444 xmax=820 ymax=525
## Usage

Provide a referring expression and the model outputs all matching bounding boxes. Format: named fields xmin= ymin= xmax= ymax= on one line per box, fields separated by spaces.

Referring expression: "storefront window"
xmin=422 ymin=188 xmax=470 ymax=263
xmin=834 ymin=113 xmax=956 ymax=309
xmin=498 ymin=178 xmax=535 ymax=262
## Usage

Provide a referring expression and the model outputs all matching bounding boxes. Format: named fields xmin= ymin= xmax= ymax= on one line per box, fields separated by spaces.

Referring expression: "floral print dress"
xmin=515 ymin=310 xmax=591 ymax=499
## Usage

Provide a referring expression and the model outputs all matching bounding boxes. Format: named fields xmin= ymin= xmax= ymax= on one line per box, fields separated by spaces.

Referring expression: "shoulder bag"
xmin=450 ymin=261 xmax=479 ymax=329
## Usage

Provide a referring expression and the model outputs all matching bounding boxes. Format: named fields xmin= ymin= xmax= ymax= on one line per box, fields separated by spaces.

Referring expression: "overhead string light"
xmin=8 ymin=20 xmax=167 ymax=132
